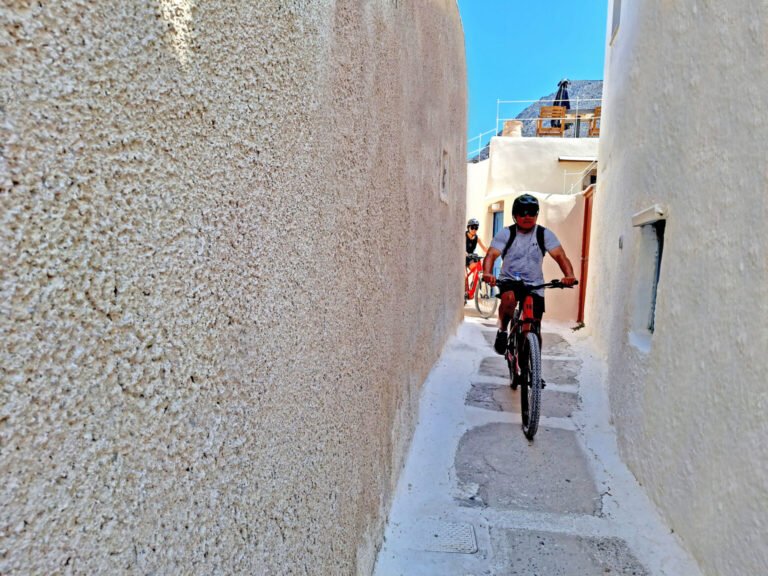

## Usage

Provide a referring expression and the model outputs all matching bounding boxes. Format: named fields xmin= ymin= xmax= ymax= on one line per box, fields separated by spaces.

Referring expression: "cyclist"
xmin=465 ymin=218 xmax=488 ymax=268
xmin=482 ymin=194 xmax=577 ymax=355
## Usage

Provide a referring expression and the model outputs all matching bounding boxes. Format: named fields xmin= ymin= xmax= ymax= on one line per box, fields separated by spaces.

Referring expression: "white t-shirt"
xmin=490 ymin=225 xmax=560 ymax=295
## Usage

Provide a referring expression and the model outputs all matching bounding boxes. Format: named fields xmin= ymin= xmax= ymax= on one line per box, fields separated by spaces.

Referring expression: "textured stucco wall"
xmin=0 ymin=1 xmax=467 ymax=574
xmin=586 ymin=1 xmax=767 ymax=574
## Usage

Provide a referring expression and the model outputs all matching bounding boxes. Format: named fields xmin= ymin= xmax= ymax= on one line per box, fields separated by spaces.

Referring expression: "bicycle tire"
xmin=521 ymin=332 xmax=542 ymax=440
xmin=474 ymin=279 xmax=498 ymax=318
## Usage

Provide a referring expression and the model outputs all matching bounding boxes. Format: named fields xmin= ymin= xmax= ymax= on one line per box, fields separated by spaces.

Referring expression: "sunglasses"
xmin=469 ymin=225 xmax=479 ymax=230
xmin=515 ymin=210 xmax=538 ymax=217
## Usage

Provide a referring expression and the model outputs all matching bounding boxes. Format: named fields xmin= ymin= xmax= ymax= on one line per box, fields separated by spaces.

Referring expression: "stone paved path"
xmin=374 ymin=313 xmax=701 ymax=576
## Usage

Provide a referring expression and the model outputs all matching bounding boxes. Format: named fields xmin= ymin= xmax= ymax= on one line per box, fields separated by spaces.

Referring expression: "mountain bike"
xmin=465 ymin=254 xmax=498 ymax=318
xmin=501 ymin=279 xmax=578 ymax=440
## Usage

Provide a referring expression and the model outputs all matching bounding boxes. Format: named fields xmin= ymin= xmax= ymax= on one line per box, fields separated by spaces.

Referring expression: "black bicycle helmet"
xmin=467 ymin=218 xmax=480 ymax=228
xmin=512 ymin=194 xmax=539 ymax=215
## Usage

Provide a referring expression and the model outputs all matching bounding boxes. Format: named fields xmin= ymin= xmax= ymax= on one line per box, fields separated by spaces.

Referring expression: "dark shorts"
xmin=466 ymin=253 xmax=480 ymax=267
xmin=496 ymin=280 xmax=545 ymax=318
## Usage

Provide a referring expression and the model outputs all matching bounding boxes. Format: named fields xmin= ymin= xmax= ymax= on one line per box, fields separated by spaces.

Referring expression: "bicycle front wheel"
xmin=474 ymin=279 xmax=498 ymax=318
xmin=520 ymin=331 xmax=542 ymax=440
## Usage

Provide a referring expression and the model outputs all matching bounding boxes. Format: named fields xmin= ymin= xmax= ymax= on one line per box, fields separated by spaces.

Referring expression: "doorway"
xmin=492 ymin=211 xmax=504 ymax=277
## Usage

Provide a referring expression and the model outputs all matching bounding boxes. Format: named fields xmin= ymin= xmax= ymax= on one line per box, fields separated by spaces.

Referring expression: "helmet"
xmin=467 ymin=218 xmax=480 ymax=227
xmin=512 ymin=194 xmax=539 ymax=216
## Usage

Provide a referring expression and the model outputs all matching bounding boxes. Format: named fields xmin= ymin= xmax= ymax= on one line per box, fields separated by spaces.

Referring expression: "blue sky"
xmin=457 ymin=0 xmax=608 ymax=143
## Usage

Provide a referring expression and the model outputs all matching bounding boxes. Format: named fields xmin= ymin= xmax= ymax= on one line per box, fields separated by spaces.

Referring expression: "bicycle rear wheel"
xmin=520 ymin=332 xmax=542 ymax=440
xmin=474 ymin=279 xmax=498 ymax=318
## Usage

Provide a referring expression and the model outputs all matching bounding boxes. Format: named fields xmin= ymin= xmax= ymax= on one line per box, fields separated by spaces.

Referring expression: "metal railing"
xmin=496 ymin=97 xmax=602 ymax=135
xmin=466 ymin=128 xmax=499 ymax=161
xmin=562 ymin=159 xmax=598 ymax=194
xmin=467 ymin=97 xmax=603 ymax=161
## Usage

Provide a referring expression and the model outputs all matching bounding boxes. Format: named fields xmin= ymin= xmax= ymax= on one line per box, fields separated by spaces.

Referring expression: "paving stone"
xmin=478 ymin=355 xmax=581 ymax=388
xmin=481 ymin=330 xmax=497 ymax=347
xmin=481 ymin=329 xmax=576 ymax=357
xmin=532 ymin=389 xmax=579 ymax=418
xmin=490 ymin=528 xmax=649 ymax=576
xmin=541 ymin=332 xmax=574 ymax=356
xmin=542 ymin=358 xmax=581 ymax=386
xmin=466 ymin=382 xmax=579 ymax=418
xmin=481 ymin=331 xmax=573 ymax=354
xmin=478 ymin=356 xmax=509 ymax=379
xmin=455 ymin=423 xmax=601 ymax=515
xmin=466 ymin=381 xmax=515 ymax=412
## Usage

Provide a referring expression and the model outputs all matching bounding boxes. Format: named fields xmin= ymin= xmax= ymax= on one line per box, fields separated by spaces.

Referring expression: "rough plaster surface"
xmin=587 ymin=1 xmax=767 ymax=574
xmin=0 ymin=1 xmax=466 ymax=573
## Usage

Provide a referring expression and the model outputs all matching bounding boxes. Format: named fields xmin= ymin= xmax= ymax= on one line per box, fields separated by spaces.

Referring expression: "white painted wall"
xmin=466 ymin=159 xmax=492 ymax=238
xmin=487 ymin=137 xmax=598 ymax=197
xmin=586 ymin=1 xmax=768 ymax=574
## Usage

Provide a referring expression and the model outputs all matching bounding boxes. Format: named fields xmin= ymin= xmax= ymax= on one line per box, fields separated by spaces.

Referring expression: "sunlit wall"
xmin=587 ymin=1 xmax=767 ymax=574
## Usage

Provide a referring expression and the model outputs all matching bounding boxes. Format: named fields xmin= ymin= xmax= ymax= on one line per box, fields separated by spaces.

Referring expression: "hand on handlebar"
xmin=549 ymin=277 xmax=578 ymax=288
xmin=482 ymin=273 xmax=497 ymax=286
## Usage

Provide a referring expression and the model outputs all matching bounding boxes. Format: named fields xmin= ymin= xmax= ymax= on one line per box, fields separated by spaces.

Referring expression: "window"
xmin=646 ymin=220 xmax=665 ymax=332
xmin=610 ymin=0 xmax=621 ymax=44
xmin=439 ymin=149 xmax=450 ymax=204
xmin=631 ymin=205 xmax=666 ymax=338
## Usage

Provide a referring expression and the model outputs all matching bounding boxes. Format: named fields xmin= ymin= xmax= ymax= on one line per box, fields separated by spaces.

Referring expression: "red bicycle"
xmin=465 ymin=254 xmax=498 ymax=318
xmin=502 ymin=279 xmax=577 ymax=440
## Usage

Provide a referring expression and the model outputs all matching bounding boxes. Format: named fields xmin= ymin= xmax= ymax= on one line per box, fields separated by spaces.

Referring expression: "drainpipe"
xmin=577 ymin=184 xmax=595 ymax=324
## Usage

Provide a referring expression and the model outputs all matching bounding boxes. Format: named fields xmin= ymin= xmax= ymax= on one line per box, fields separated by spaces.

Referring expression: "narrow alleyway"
xmin=374 ymin=310 xmax=701 ymax=576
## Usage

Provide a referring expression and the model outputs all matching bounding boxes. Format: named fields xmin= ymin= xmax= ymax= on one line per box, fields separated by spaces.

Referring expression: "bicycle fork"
xmin=507 ymin=336 xmax=521 ymax=377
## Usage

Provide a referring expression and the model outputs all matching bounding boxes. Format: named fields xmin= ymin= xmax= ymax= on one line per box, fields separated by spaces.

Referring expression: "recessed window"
xmin=610 ymin=0 xmax=621 ymax=44
xmin=439 ymin=149 xmax=450 ymax=204
xmin=646 ymin=220 xmax=665 ymax=332
xmin=631 ymin=205 xmax=666 ymax=337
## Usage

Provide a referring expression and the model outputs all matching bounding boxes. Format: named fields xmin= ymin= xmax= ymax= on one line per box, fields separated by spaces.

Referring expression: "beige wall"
xmin=587 ymin=1 xmax=767 ymax=574
xmin=0 ymin=1 xmax=466 ymax=574
xmin=487 ymin=137 xmax=598 ymax=197
xmin=466 ymin=138 xmax=594 ymax=321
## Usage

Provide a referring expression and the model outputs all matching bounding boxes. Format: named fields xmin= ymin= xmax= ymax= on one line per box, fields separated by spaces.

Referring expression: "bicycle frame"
xmin=516 ymin=295 xmax=540 ymax=335
xmin=464 ymin=257 xmax=483 ymax=300
xmin=505 ymin=280 xmax=570 ymax=378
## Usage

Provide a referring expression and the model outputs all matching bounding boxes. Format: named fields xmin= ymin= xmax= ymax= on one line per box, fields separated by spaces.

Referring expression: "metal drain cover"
xmin=409 ymin=519 xmax=478 ymax=554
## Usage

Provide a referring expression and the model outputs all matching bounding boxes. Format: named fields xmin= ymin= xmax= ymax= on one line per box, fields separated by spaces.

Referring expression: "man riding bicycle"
xmin=482 ymin=194 xmax=577 ymax=355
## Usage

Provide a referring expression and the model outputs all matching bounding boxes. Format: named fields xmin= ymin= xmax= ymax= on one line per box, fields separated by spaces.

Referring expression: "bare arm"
xmin=482 ymin=247 xmax=501 ymax=286
xmin=548 ymin=246 xmax=577 ymax=286
xmin=478 ymin=237 xmax=489 ymax=253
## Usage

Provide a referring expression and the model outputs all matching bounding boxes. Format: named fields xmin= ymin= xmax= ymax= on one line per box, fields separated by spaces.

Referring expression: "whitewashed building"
xmin=586 ymin=1 xmax=767 ymax=574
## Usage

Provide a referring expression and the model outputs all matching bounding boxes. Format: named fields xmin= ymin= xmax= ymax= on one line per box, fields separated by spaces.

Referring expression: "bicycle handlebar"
xmin=536 ymin=279 xmax=579 ymax=290
xmin=498 ymin=278 xmax=579 ymax=291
